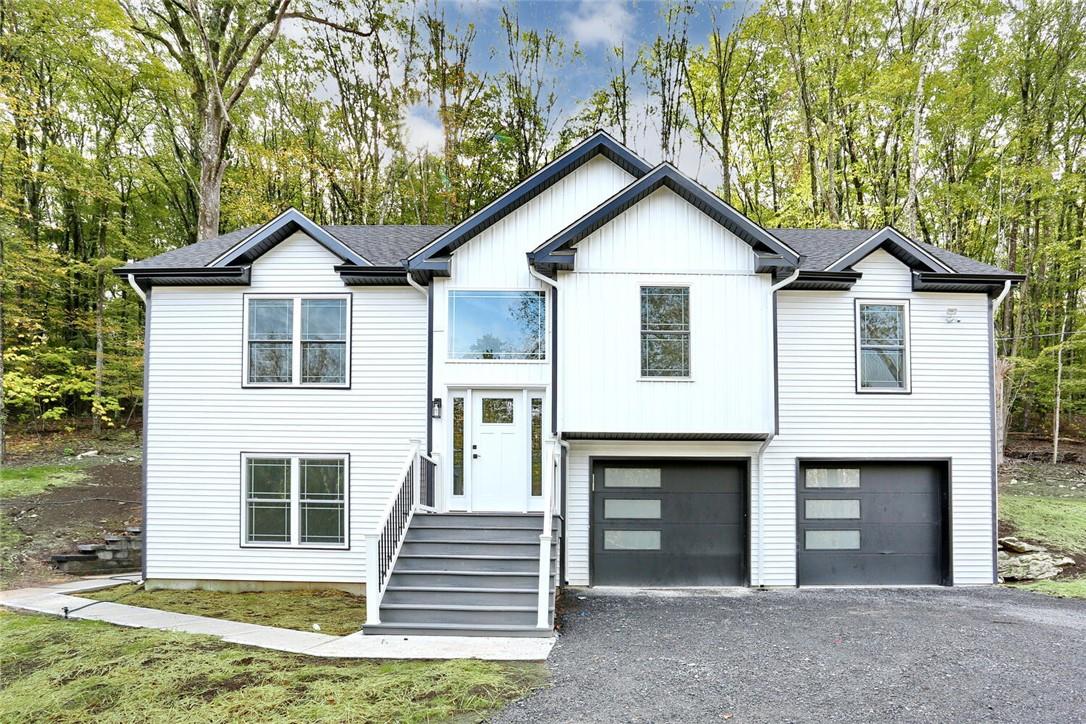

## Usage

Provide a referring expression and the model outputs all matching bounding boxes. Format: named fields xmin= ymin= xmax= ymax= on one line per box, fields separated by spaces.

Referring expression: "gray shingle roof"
xmin=121 ymin=222 xmax=1013 ymax=277
xmin=121 ymin=224 xmax=453 ymax=270
xmin=769 ymin=228 xmax=1015 ymax=275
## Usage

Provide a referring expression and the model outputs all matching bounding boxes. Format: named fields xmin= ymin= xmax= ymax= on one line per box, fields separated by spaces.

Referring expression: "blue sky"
xmin=402 ymin=1 xmax=758 ymax=186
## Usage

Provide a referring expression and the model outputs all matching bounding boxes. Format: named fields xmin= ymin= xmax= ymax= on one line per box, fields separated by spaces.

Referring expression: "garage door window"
xmin=805 ymin=530 xmax=860 ymax=550
xmin=604 ymin=530 xmax=661 ymax=550
xmin=604 ymin=499 xmax=661 ymax=519
xmin=805 ymin=499 xmax=860 ymax=519
xmin=805 ymin=468 xmax=860 ymax=488
xmin=604 ymin=468 xmax=661 ymax=487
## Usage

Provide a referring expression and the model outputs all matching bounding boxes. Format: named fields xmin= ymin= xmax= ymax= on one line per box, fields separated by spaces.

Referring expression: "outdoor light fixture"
xmin=431 ymin=398 xmax=442 ymax=419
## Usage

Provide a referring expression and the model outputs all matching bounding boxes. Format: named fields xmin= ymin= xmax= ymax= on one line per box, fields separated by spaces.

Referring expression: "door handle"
xmin=473 ymin=453 xmax=480 ymax=459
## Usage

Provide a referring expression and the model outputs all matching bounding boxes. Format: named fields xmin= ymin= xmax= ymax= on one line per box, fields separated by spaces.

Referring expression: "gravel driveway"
xmin=493 ymin=587 xmax=1086 ymax=723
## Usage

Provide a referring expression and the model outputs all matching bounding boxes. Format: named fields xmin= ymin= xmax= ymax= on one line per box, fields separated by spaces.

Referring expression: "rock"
xmin=999 ymin=536 xmax=1047 ymax=554
xmin=998 ymin=551 xmax=1076 ymax=581
xmin=77 ymin=449 xmax=99 ymax=459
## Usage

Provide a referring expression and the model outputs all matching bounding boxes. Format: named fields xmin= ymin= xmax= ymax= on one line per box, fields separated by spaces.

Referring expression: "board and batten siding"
xmin=145 ymin=232 xmax=426 ymax=585
xmin=558 ymin=187 xmax=774 ymax=435
xmin=760 ymin=249 xmax=995 ymax=586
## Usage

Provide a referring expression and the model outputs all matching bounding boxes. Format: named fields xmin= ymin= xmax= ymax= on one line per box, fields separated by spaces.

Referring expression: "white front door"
xmin=471 ymin=391 xmax=528 ymax=511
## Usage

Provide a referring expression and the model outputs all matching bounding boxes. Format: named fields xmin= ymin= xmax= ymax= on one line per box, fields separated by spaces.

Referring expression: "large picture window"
xmin=856 ymin=301 xmax=909 ymax=392
xmin=449 ymin=290 xmax=546 ymax=360
xmin=245 ymin=295 xmax=350 ymax=387
xmin=641 ymin=286 xmax=690 ymax=377
xmin=242 ymin=454 xmax=348 ymax=548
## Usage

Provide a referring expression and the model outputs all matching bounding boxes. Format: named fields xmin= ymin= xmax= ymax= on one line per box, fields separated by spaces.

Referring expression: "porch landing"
xmin=0 ymin=576 xmax=553 ymax=661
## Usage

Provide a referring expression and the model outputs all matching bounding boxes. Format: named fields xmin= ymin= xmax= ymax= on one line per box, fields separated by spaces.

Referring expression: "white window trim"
xmin=855 ymin=299 xmax=911 ymax=394
xmin=240 ymin=452 xmax=350 ymax=550
xmin=242 ymin=293 xmax=352 ymax=388
xmin=447 ymin=287 xmax=549 ymax=363
xmin=639 ymin=284 xmax=692 ymax=380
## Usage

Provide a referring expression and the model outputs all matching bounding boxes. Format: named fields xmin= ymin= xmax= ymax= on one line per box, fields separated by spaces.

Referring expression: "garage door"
xmin=797 ymin=462 xmax=949 ymax=585
xmin=592 ymin=460 xmax=746 ymax=586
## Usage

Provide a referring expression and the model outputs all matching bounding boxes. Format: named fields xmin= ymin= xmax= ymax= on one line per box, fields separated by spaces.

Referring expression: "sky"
xmin=402 ymin=1 xmax=759 ymax=188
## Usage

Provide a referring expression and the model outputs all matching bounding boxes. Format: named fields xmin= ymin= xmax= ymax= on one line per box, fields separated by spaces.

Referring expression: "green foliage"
xmin=1000 ymin=495 xmax=1086 ymax=554
xmin=0 ymin=610 xmax=544 ymax=723
xmin=1014 ymin=576 xmax=1086 ymax=599
xmin=83 ymin=585 xmax=366 ymax=637
xmin=0 ymin=463 xmax=88 ymax=499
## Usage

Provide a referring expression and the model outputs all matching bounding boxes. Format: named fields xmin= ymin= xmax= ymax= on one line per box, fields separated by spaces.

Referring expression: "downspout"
xmin=127 ymin=274 xmax=147 ymax=303
xmin=128 ymin=275 xmax=149 ymax=584
xmin=406 ymin=271 xmax=433 ymax=505
xmin=989 ymin=279 xmax=1013 ymax=583
xmin=754 ymin=268 xmax=801 ymax=588
xmin=405 ymin=271 xmax=427 ymax=298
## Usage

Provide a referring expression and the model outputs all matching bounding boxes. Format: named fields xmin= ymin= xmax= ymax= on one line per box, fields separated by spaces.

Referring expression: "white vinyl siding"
xmin=145 ymin=232 xmax=426 ymax=585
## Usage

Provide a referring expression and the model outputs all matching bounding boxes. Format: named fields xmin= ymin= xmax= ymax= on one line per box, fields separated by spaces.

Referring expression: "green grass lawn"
xmin=82 ymin=585 xmax=365 ymax=636
xmin=1000 ymin=495 xmax=1086 ymax=554
xmin=0 ymin=463 xmax=88 ymax=500
xmin=1014 ymin=576 xmax=1086 ymax=599
xmin=0 ymin=610 xmax=544 ymax=723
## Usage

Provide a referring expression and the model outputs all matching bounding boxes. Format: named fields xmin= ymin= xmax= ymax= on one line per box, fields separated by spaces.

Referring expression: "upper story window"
xmin=449 ymin=290 xmax=546 ymax=361
xmin=244 ymin=295 xmax=350 ymax=387
xmin=856 ymin=300 xmax=909 ymax=393
xmin=641 ymin=286 xmax=690 ymax=377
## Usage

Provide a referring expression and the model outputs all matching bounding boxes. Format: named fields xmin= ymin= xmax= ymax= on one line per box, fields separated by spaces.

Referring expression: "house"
xmin=117 ymin=131 xmax=1023 ymax=637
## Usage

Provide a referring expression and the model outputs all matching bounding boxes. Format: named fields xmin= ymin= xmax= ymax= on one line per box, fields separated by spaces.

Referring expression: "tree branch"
xmin=282 ymin=12 xmax=373 ymax=37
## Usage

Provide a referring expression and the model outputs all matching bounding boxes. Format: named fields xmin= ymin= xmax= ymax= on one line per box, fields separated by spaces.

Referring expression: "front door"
xmin=471 ymin=391 xmax=527 ymax=511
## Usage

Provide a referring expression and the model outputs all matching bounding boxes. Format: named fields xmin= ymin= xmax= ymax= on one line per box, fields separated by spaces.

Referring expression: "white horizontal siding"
xmin=146 ymin=233 xmax=426 ymax=584
xmin=759 ymin=249 xmax=994 ymax=586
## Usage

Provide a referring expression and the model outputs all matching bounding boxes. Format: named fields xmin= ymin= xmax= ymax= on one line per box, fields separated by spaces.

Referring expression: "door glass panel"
xmin=805 ymin=499 xmax=860 ymax=519
xmin=805 ymin=530 xmax=860 ymax=550
xmin=604 ymin=530 xmax=661 ymax=550
xmin=530 ymin=398 xmax=543 ymax=496
xmin=805 ymin=468 xmax=860 ymax=488
xmin=481 ymin=398 xmax=514 ymax=424
xmin=604 ymin=468 xmax=661 ymax=488
xmin=452 ymin=397 xmax=465 ymax=496
xmin=604 ymin=499 xmax=661 ymax=519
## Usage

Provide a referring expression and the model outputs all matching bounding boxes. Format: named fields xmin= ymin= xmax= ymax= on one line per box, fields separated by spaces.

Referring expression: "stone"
xmin=76 ymin=450 xmax=99 ymax=459
xmin=998 ymin=536 xmax=1046 ymax=554
xmin=998 ymin=551 xmax=1076 ymax=581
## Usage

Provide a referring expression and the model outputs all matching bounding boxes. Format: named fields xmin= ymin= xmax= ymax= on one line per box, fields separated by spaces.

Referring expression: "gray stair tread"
xmin=364 ymin=622 xmax=552 ymax=635
xmin=405 ymin=539 xmax=541 ymax=544
xmin=398 ymin=554 xmax=540 ymax=561
xmin=380 ymin=603 xmax=538 ymax=612
xmin=391 ymin=570 xmax=542 ymax=577
xmin=386 ymin=586 xmax=536 ymax=593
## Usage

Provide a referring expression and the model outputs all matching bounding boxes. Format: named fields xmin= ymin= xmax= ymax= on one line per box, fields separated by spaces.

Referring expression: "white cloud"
xmin=403 ymin=104 xmax=445 ymax=154
xmin=565 ymin=0 xmax=635 ymax=49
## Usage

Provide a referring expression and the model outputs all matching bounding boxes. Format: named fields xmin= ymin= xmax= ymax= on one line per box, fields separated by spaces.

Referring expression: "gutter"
xmin=405 ymin=271 xmax=428 ymax=297
xmin=753 ymin=268 xmax=801 ymax=587
xmin=989 ymin=279 xmax=1013 ymax=583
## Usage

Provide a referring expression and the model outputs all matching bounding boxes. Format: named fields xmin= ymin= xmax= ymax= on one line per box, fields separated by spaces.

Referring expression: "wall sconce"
xmin=431 ymin=398 xmax=443 ymax=419
xmin=945 ymin=307 xmax=960 ymax=324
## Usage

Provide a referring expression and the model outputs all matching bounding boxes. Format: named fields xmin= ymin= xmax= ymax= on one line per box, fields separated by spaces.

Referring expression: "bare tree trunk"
xmin=197 ymin=105 xmax=227 ymax=240
xmin=1052 ymin=299 xmax=1069 ymax=463
xmin=902 ymin=63 xmax=926 ymax=238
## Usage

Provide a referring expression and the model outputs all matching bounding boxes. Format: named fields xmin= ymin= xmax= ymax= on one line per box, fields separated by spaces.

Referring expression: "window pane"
xmin=301 ymin=502 xmax=345 ymax=545
xmin=449 ymin=291 xmax=545 ymax=360
xmin=481 ymin=398 xmax=514 ymax=424
xmin=641 ymin=332 xmax=690 ymax=376
xmin=248 ymin=458 xmax=290 ymax=498
xmin=301 ymin=341 xmax=346 ymax=384
xmin=604 ymin=499 xmax=661 ymax=519
xmin=249 ymin=342 xmax=292 ymax=383
xmin=300 ymin=459 xmax=344 ymax=500
xmin=248 ymin=502 xmax=289 ymax=542
xmin=805 ymin=468 xmax=860 ymax=488
xmin=452 ymin=398 xmax=465 ymax=496
xmin=249 ymin=299 xmax=293 ymax=341
xmin=860 ymin=305 xmax=904 ymax=345
xmin=604 ymin=468 xmax=661 ymax=488
xmin=641 ymin=287 xmax=689 ymax=377
xmin=641 ymin=287 xmax=689 ymax=330
xmin=861 ymin=348 xmax=905 ymax=388
xmin=805 ymin=530 xmax=860 ymax=550
xmin=531 ymin=398 xmax=543 ymax=496
xmin=805 ymin=499 xmax=861 ymax=519
xmin=604 ymin=530 xmax=661 ymax=550
xmin=301 ymin=299 xmax=347 ymax=341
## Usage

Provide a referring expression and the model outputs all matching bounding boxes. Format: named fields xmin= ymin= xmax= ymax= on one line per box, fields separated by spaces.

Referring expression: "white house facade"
xmin=119 ymin=132 xmax=1023 ymax=636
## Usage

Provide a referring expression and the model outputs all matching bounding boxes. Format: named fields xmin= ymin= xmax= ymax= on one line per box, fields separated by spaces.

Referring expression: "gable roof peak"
xmin=826 ymin=225 xmax=952 ymax=273
xmin=209 ymin=207 xmax=372 ymax=268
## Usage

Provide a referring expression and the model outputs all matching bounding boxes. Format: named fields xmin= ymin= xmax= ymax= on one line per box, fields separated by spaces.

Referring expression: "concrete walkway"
xmin=0 ymin=577 xmax=553 ymax=661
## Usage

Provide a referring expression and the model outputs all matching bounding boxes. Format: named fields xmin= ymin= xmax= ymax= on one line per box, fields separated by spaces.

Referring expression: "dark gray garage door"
xmin=797 ymin=462 xmax=949 ymax=585
xmin=592 ymin=460 xmax=746 ymax=586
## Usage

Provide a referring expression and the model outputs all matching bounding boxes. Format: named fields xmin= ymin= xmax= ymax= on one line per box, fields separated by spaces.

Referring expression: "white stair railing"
xmin=536 ymin=439 xmax=562 ymax=629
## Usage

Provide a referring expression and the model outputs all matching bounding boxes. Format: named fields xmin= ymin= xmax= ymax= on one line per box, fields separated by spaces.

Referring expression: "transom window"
xmin=242 ymin=454 xmax=348 ymax=547
xmin=856 ymin=301 xmax=909 ymax=392
xmin=641 ymin=286 xmax=690 ymax=377
xmin=449 ymin=290 xmax=546 ymax=360
xmin=245 ymin=295 xmax=350 ymax=387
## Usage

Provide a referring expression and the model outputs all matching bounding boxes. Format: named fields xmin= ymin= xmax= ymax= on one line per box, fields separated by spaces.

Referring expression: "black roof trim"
xmin=826 ymin=226 xmax=951 ymax=274
xmin=210 ymin=208 xmax=371 ymax=267
xmin=778 ymin=270 xmax=863 ymax=291
xmin=116 ymin=266 xmax=251 ymax=289
xmin=335 ymin=264 xmax=411 ymax=286
xmin=408 ymin=131 xmax=652 ymax=268
xmin=563 ymin=431 xmax=769 ymax=441
xmin=530 ymin=164 xmax=800 ymax=268
xmin=912 ymin=271 xmax=1025 ymax=296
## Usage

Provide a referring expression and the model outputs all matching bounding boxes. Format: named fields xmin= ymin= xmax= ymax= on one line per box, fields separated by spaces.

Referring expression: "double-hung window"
xmin=245 ymin=295 xmax=350 ymax=387
xmin=640 ymin=286 xmax=690 ymax=377
xmin=856 ymin=301 xmax=909 ymax=392
xmin=242 ymin=454 xmax=348 ymax=548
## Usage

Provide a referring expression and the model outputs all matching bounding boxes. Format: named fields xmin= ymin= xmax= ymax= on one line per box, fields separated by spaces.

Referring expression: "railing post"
xmin=536 ymin=533 xmax=552 ymax=628
xmin=365 ymin=532 xmax=380 ymax=625
xmin=409 ymin=439 xmax=422 ymax=507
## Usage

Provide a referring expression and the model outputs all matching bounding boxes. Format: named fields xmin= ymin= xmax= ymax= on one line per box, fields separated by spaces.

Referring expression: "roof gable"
xmin=408 ymin=131 xmax=652 ymax=272
xmin=210 ymin=208 xmax=371 ymax=267
xmin=825 ymin=226 xmax=951 ymax=274
xmin=530 ymin=163 xmax=800 ymax=269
